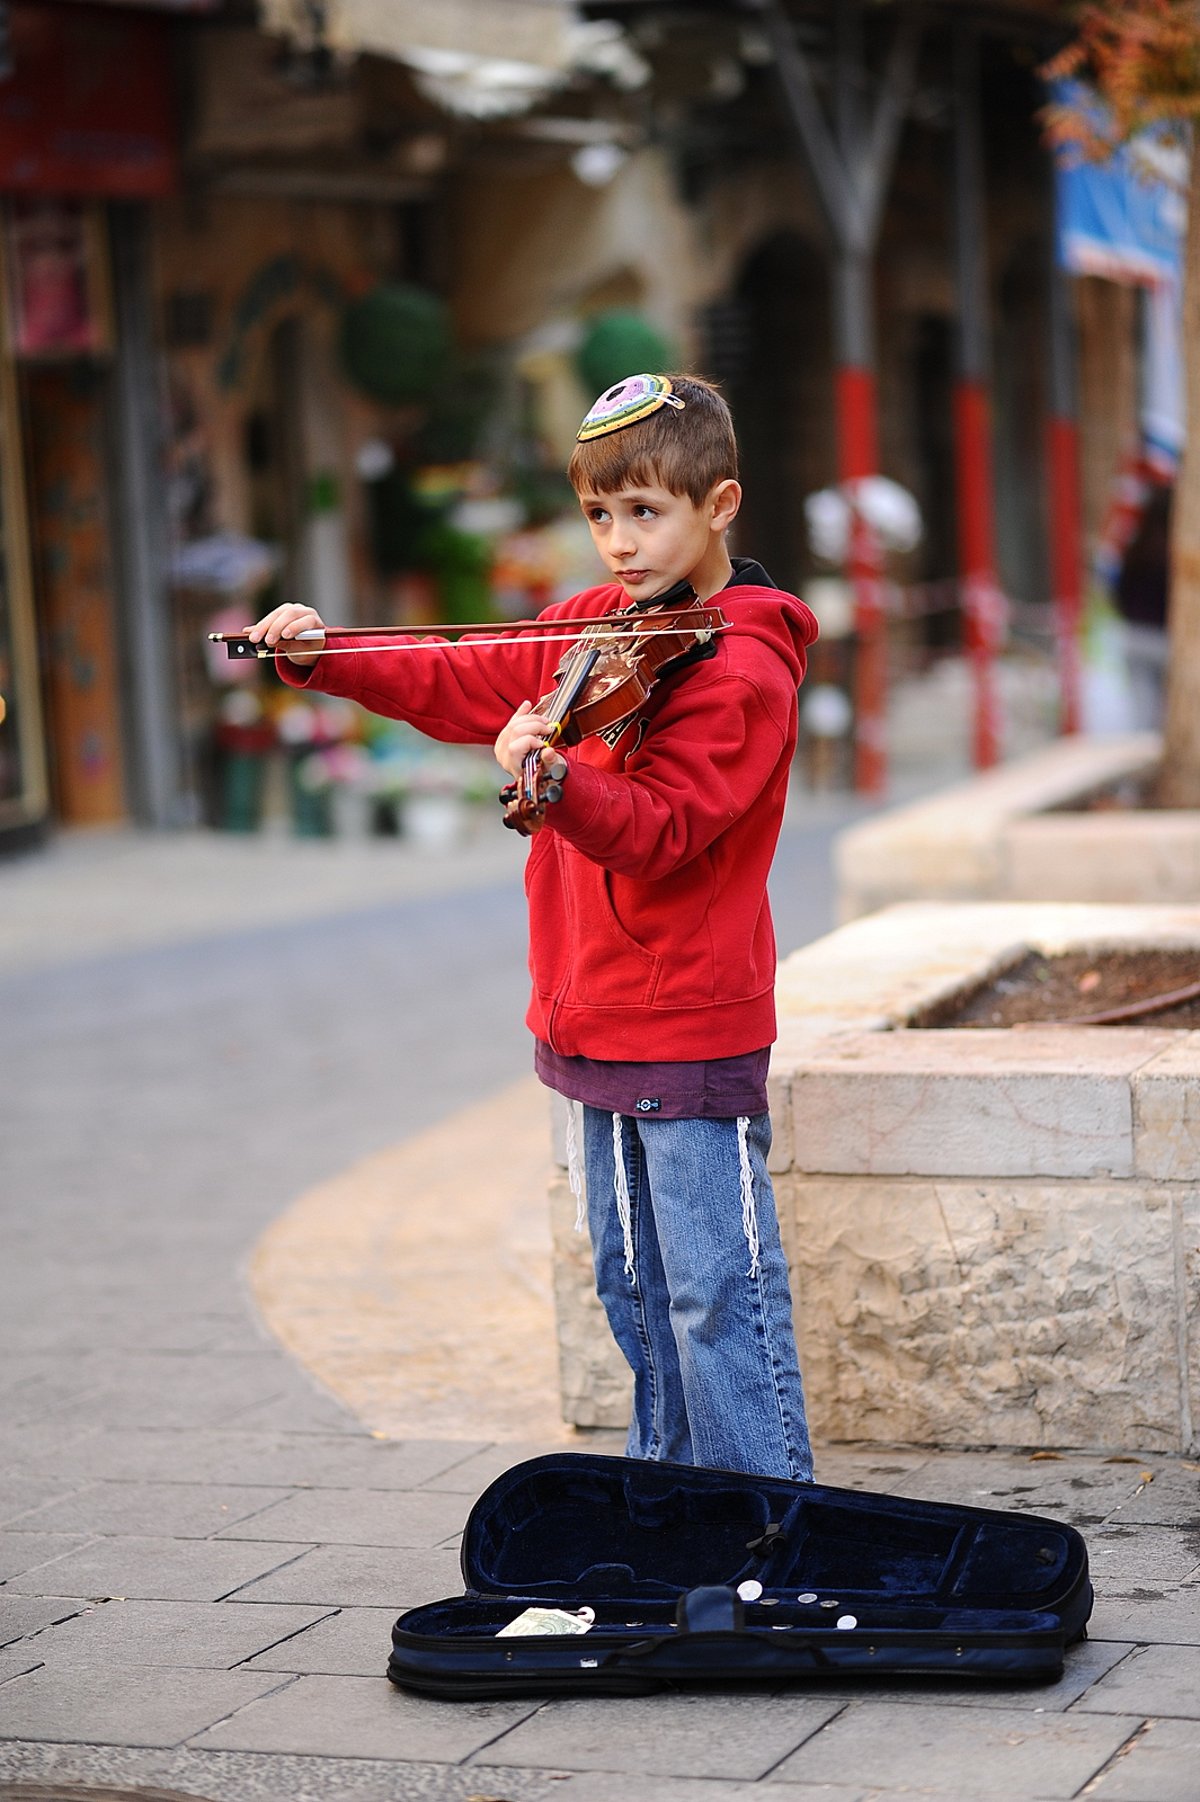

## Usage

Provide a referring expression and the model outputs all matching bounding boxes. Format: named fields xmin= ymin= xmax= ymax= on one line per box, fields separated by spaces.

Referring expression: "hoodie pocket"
xmin=567 ymin=861 xmax=661 ymax=1009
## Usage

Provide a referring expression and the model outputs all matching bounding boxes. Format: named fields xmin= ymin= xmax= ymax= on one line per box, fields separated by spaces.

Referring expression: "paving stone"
xmin=0 ymin=1651 xmax=44 ymax=1685
xmin=1 ymin=1536 xmax=313 ymax=1603
xmin=0 ymin=1425 xmax=100 ymax=1472
xmin=889 ymin=1455 xmax=1151 ymax=1525
xmin=166 ymin=1747 xmax=564 ymax=1802
xmin=1071 ymin=1641 xmax=1200 ymax=1717
xmin=25 ymin=1599 xmax=337 ymax=1670
xmin=1101 ymin=1461 xmax=1200 ymax=1527
xmin=1087 ymin=1571 xmax=1200 ymax=1644
xmin=221 ymin=1390 xmax=363 ymax=1436
xmin=0 ymin=1533 xmax=91 ymax=1583
xmin=1087 ymin=1523 xmax=1200 ymax=1586
xmin=215 ymin=1487 xmax=472 ymax=1549
xmin=0 ymin=1366 xmax=107 ymax=1427
xmin=1084 ymin=1716 xmax=1200 ymax=1801
xmin=470 ymin=1691 xmax=844 ymax=1781
xmin=0 ymin=1738 xmax=172 ymax=1789
xmin=231 ymin=1544 xmax=462 ymax=1609
xmin=244 ymin=1607 xmax=397 ymax=1676
xmin=0 ymin=1596 xmax=88 ymax=1647
xmin=768 ymin=1698 xmax=1140 ymax=1795
xmin=422 ymin=1439 xmax=619 ymax=1495
xmin=544 ymin=1780 xmax=868 ymax=1802
xmin=0 ymin=1663 xmax=292 ymax=1747
xmin=32 ymin=1356 xmax=300 ymax=1433
xmin=0 ymin=1732 xmax=563 ymax=1802
xmin=190 ymin=1671 xmax=538 ymax=1760
xmin=778 ymin=1633 xmax=1131 ymax=1715
xmin=806 ymin=1449 xmax=926 ymax=1492
xmin=12 ymin=1428 xmax=482 ymax=1492
xmin=0 ymin=1475 xmax=87 ymax=1526
xmin=8 ymin=1481 xmax=296 ymax=1540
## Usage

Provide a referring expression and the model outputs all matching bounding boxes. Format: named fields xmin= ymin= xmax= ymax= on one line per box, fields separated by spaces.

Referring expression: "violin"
xmin=498 ymin=578 xmax=728 ymax=837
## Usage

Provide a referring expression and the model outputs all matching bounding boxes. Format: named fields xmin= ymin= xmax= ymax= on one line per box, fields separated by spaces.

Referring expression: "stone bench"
xmin=833 ymin=733 xmax=1199 ymax=919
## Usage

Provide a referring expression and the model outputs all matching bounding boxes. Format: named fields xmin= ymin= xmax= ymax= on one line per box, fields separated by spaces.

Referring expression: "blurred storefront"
xmin=0 ymin=0 xmax=186 ymax=849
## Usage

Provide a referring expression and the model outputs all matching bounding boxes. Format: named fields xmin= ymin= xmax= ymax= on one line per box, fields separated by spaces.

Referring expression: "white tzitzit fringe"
xmin=565 ymin=1099 xmax=586 ymax=1234
xmin=612 ymin=1113 xmax=636 ymax=1282
xmin=737 ymin=1115 xmax=761 ymax=1278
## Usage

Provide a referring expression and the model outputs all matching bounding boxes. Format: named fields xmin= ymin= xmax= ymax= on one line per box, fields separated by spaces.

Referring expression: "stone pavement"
xmin=1 ymin=813 xmax=1198 ymax=1802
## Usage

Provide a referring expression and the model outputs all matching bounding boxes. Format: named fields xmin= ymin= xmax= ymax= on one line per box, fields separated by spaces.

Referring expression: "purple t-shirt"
xmin=534 ymin=1042 xmax=770 ymax=1120
xmin=533 ymin=557 xmax=776 ymax=1122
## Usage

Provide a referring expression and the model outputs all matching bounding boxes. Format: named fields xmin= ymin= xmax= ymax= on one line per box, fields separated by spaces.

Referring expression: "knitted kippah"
xmin=576 ymin=373 xmax=686 ymax=441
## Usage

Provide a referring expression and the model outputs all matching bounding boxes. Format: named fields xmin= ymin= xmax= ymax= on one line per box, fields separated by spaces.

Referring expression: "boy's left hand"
xmin=495 ymin=700 xmax=558 ymax=780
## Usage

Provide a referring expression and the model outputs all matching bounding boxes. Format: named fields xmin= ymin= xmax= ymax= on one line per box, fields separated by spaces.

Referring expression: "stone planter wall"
xmin=550 ymin=901 xmax=1200 ymax=1455
xmin=834 ymin=733 xmax=1190 ymax=920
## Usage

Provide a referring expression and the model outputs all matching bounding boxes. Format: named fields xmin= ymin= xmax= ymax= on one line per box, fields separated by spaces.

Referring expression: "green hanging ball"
xmin=576 ymin=310 xmax=674 ymax=399
xmin=340 ymin=284 xmax=452 ymax=406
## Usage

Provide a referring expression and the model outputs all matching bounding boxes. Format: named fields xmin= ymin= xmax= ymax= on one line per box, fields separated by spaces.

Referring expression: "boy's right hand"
xmin=247 ymin=602 xmax=327 ymax=666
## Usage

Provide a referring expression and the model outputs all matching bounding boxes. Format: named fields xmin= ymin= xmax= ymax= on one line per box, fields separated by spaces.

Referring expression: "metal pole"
xmin=108 ymin=201 xmax=184 ymax=826
xmin=952 ymin=22 xmax=1003 ymax=768
xmin=834 ymin=9 xmax=886 ymax=795
xmin=1046 ymin=193 xmax=1084 ymax=734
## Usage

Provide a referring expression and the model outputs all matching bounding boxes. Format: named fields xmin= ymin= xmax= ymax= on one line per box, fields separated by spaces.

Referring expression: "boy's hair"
xmin=567 ymin=372 xmax=738 ymax=507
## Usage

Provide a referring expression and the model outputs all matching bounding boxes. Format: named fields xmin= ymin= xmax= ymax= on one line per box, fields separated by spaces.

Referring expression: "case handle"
xmin=674 ymin=1585 xmax=746 ymax=1634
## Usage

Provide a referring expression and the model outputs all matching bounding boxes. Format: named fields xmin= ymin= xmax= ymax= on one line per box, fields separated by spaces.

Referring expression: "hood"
xmin=718 ymin=582 xmax=819 ymax=688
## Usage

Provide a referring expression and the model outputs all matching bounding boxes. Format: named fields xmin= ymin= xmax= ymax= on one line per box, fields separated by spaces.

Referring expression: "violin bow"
xmin=209 ymin=606 xmax=729 ymax=661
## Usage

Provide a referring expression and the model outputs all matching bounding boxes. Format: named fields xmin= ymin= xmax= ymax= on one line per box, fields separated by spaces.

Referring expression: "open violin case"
xmin=388 ymin=1453 xmax=1092 ymax=1697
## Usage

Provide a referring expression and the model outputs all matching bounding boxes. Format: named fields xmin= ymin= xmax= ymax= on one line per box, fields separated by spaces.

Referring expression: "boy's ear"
xmin=709 ymin=479 xmax=742 ymax=532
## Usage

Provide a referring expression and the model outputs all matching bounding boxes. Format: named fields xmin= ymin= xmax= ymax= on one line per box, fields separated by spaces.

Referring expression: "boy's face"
xmin=576 ymin=478 xmax=740 ymax=601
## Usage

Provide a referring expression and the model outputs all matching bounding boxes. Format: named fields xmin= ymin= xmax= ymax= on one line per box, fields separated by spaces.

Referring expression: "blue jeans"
xmin=581 ymin=1106 xmax=813 ymax=1482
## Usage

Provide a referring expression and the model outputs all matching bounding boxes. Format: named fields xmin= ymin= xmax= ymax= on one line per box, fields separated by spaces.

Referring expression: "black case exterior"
xmin=388 ymin=1453 xmax=1092 ymax=1698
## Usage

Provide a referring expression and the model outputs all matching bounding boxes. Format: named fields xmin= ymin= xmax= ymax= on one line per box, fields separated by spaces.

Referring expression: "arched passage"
xmin=726 ymin=233 xmax=835 ymax=591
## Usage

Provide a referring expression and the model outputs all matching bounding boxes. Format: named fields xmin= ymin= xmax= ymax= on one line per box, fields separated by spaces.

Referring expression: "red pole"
xmin=953 ymin=379 xmax=1004 ymax=767
xmin=837 ymin=363 xmax=888 ymax=794
xmin=1047 ymin=412 xmax=1084 ymax=733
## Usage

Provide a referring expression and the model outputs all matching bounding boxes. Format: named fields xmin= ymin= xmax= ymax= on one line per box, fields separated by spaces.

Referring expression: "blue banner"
xmin=1053 ymin=81 xmax=1186 ymax=285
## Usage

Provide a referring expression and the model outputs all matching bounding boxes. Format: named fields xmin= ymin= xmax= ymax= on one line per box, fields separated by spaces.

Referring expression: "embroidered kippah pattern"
xmin=576 ymin=372 xmax=686 ymax=441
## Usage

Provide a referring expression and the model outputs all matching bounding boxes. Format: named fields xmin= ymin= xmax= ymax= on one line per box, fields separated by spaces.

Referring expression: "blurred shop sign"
xmin=0 ymin=3 xmax=177 ymax=197
xmin=3 ymin=199 xmax=113 ymax=359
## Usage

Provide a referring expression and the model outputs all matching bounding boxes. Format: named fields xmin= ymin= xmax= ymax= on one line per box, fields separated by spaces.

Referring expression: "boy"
xmin=251 ymin=372 xmax=817 ymax=1481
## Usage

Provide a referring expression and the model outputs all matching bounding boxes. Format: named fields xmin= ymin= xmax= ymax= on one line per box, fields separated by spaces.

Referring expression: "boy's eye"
xmin=633 ymin=505 xmax=657 ymax=520
xmin=586 ymin=507 xmax=611 ymax=524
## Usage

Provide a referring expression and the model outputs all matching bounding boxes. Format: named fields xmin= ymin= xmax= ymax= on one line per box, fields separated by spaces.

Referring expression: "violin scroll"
xmin=500 ymin=753 xmax=568 ymax=834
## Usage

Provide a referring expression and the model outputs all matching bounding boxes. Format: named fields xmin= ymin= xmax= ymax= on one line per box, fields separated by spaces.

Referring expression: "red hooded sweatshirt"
xmin=278 ymin=580 xmax=817 ymax=1060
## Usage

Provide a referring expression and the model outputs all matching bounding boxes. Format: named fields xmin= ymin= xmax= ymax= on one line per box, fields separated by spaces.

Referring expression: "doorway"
xmin=729 ymin=233 xmax=835 ymax=592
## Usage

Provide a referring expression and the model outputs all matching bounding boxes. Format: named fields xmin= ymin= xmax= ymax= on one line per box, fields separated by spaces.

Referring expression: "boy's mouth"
xmin=618 ymin=569 xmax=651 ymax=585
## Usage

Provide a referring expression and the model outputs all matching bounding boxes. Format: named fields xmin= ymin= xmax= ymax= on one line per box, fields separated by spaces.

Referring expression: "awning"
xmin=258 ymin=0 xmax=646 ymax=117
xmin=262 ymin=0 xmax=573 ymax=69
